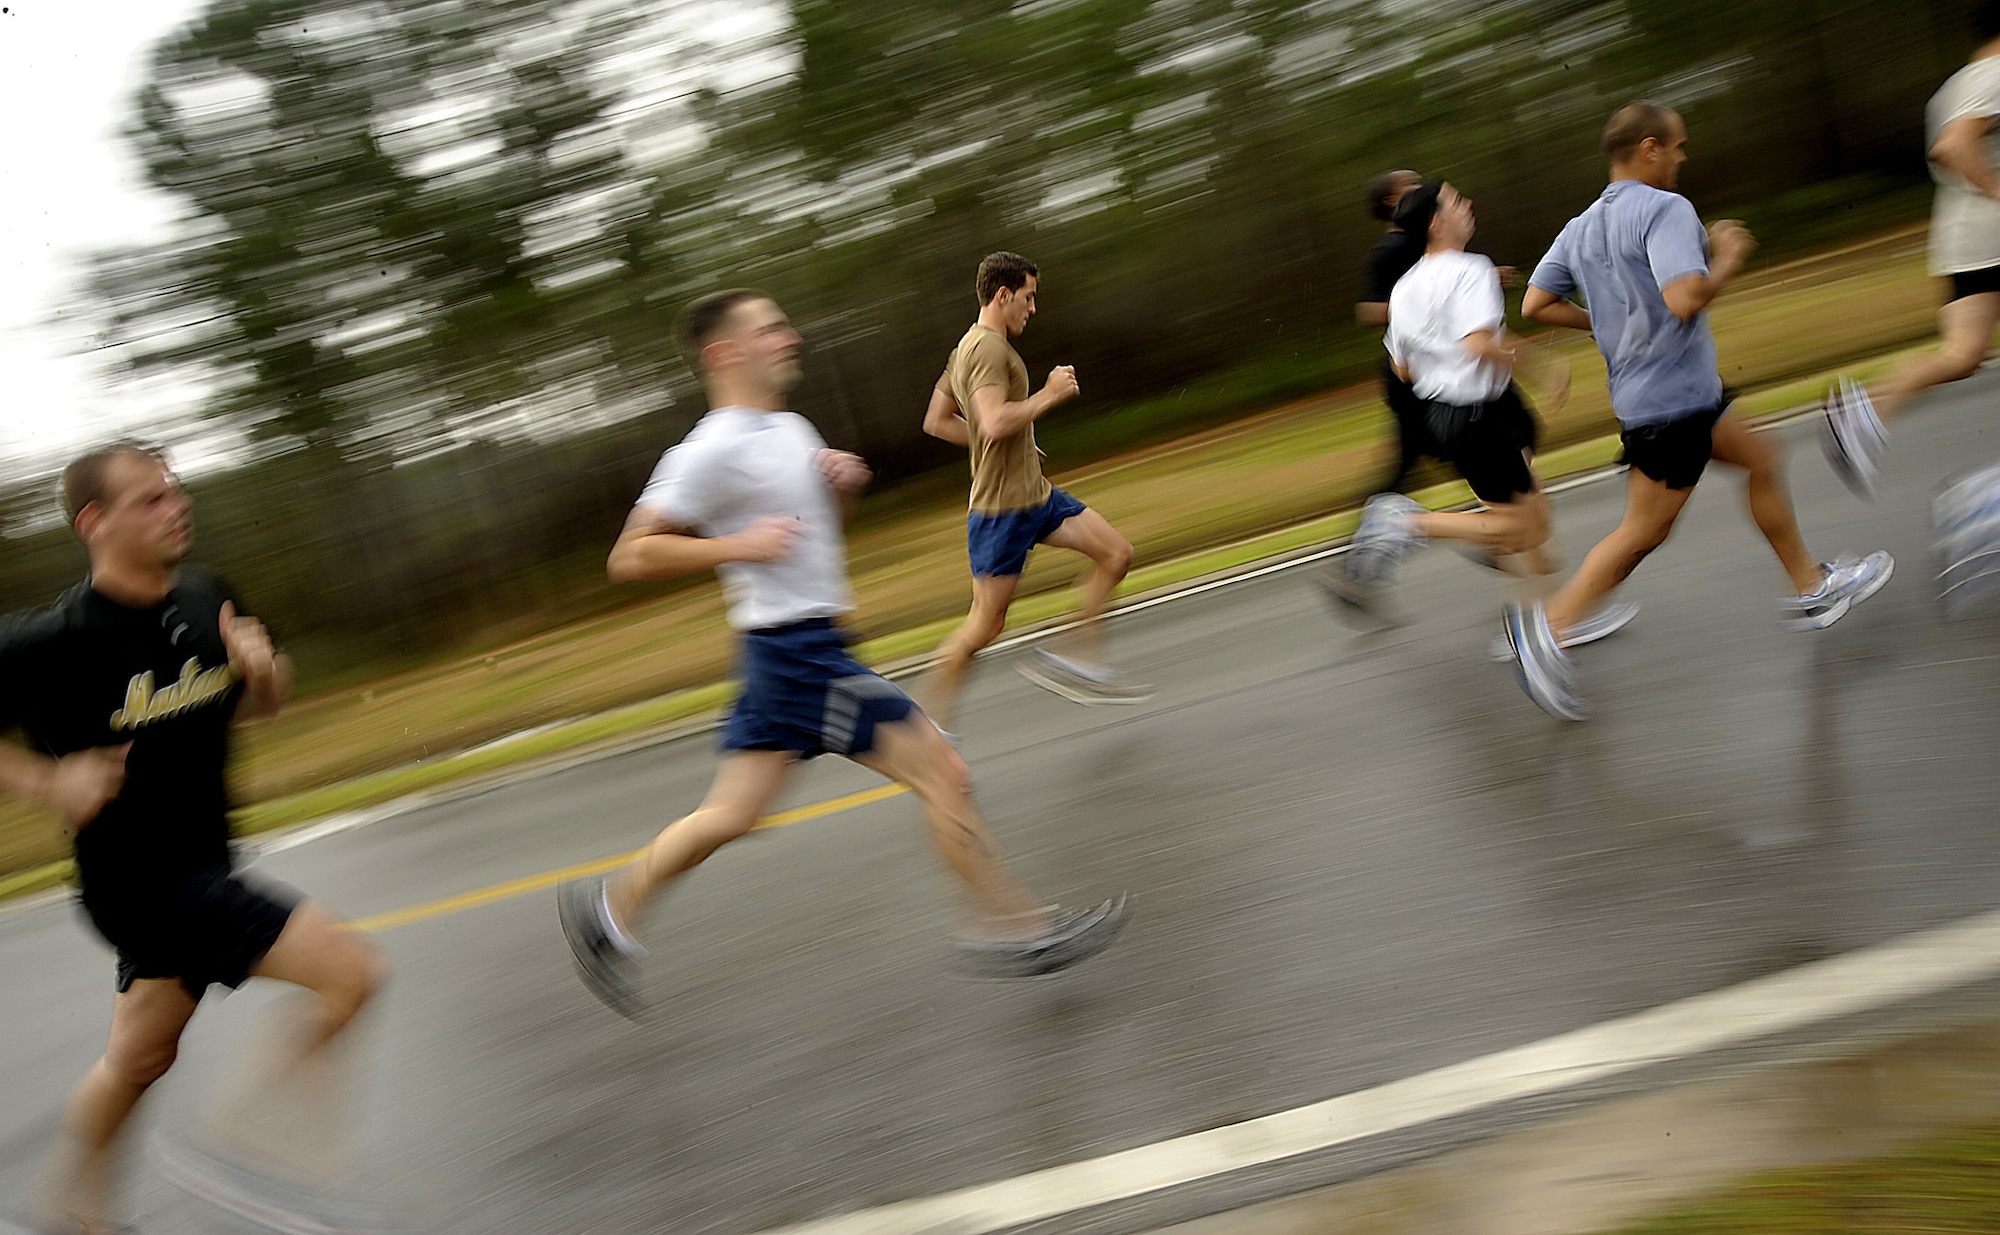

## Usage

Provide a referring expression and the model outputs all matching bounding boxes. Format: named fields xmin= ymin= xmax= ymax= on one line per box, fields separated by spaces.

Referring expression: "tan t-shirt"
xmin=1928 ymin=56 xmax=2000 ymax=275
xmin=936 ymin=324 xmax=1052 ymax=513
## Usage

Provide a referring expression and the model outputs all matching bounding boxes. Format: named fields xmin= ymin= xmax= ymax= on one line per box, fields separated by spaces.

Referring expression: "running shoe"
xmin=956 ymin=894 xmax=1130 ymax=978
xmin=1821 ymin=376 xmax=1886 ymax=500
xmin=557 ymin=876 xmax=646 ymax=1020
xmin=1502 ymin=601 xmax=1589 ymax=721
xmin=1488 ymin=599 xmax=1640 ymax=661
xmin=1018 ymin=649 xmax=1155 ymax=705
xmin=1779 ymin=550 xmax=1895 ymax=631
xmin=1321 ymin=493 xmax=1428 ymax=629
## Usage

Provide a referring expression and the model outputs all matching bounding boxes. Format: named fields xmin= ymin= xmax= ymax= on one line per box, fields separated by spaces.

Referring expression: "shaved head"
xmin=1603 ymin=101 xmax=1681 ymax=161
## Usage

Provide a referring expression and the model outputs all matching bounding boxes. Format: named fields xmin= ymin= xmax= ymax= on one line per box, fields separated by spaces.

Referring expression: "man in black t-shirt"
xmin=0 ymin=442 xmax=385 ymax=1234
xmin=1357 ymin=168 xmax=1432 ymax=493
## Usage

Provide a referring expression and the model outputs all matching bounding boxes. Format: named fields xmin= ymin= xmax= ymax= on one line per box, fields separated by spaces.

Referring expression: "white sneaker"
xmin=1780 ymin=551 xmax=1894 ymax=631
xmin=1821 ymin=377 xmax=1886 ymax=500
xmin=1489 ymin=600 xmax=1639 ymax=661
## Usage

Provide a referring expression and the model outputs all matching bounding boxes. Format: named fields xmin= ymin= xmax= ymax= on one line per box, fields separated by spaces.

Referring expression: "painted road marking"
xmin=750 ymin=902 xmax=2000 ymax=1235
xmin=346 ymin=782 xmax=907 ymax=933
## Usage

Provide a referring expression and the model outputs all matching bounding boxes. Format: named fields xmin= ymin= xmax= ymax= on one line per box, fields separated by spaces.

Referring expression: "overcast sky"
xmin=0 ymin=0 xmax=206 ymax=473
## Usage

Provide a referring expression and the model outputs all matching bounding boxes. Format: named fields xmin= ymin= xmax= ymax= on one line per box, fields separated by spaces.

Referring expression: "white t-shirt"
xmin=1386 ymin=249 xmax=1510 ymax=405
xmin=635 ymin=406 xmax=853 ymax=632
xmin=1928 ymin=56 xmax=2000 ymax=275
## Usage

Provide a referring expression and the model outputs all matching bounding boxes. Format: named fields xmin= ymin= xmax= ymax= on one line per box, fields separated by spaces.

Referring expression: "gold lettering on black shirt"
xmin=110 ymin=658 xmax=239 ymax=732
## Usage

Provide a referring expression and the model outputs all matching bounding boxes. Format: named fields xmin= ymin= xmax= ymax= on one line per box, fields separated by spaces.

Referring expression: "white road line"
xmin=754 ymin=903 xmax=2000 ymax=1235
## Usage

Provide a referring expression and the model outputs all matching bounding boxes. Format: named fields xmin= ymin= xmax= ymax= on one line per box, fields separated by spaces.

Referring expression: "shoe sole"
xmin=1016 ymin=661 xmax=1155 ymax=706
xmin=1820 ymin=398 xmax=1878 ymax=501
xmin=1781 ymin=554 xmax=1896 ymax=632
xmin=556 ymin=880 xmax=647 ymax=1021
xmin=957 ymin=895 xmax=1131 ymax=980
xmin=1489 ymin=601 xmax=1639 ymax=662
xmin=1503 ymin=608 xmax=1590 ymax=722
xmin=1940 ymin=550 xmax=2000 ymax=618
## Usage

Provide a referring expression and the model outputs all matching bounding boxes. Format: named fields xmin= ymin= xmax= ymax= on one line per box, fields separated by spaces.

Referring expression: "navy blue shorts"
xmin=967 ymin=486 xmax=1088 ymax=577
xmin=721 ymin=619 xmax=918 ymax=759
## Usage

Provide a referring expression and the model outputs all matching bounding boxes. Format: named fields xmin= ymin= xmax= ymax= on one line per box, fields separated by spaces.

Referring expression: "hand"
xmin=1708 ymin=219 xmax=1756 ymax=266
xmin=1495 ymin=264 xmax=1523 ymax=291
xmin=1043 ymin=365 xmax=1079 ymax=405
xmin=218 ymin=601 xmax=277 ymax=695
xmin=731 ymin=516 xmax=801 ymax=564
xmin=817 ymin=449 xmax=872 ymax=498
xmin=48 ymin=744 xmax=129 ymax=832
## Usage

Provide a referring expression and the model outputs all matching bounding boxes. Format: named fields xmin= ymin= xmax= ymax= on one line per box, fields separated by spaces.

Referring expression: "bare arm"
xmin=972 ymin=364 xmax=1080 ymax=440
xmin=1661 ymin=219 xmax=1755 ymax=322
xmin=1355 ymin=301 xmax=1390 ymax=328
xmin=1462 ymin=328 xmax=1517 ymax=372
xmin=922 ymin=388 xmax=969 ymax=447
xmin=1932 ymin=113 xmax=2000 ymax=199
xmin=606 ymin=507 xmax=798 ymax=584
xmin=0 ymin=740 xmax=128 ymax=832
xmin=1521 ymin=286 xmax=1593 ymax=332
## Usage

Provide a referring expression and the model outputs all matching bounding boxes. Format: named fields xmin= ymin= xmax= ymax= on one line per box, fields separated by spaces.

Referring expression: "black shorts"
xmin=1949 ymin=265 xmax=2000 ymax=302
xmin=1381 ymin=358 xmax=1433 ymax=456
xmin=83 ymin=867 xmax=299 ymax=1000
xmin=1423 ymin=385 xmax=1541 ymax=504
xmin=1619 ymin=397 xmax=1731 ymax=491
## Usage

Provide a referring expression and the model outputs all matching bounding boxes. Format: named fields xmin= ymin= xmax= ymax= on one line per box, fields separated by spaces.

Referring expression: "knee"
xmin=1941 ymin=347 xmax=1985 ymax=382
xmin=105 ymin=1039 xmax=178 ymax=1089
xmin=1101 ymin=538 xmax=1134 ymax=579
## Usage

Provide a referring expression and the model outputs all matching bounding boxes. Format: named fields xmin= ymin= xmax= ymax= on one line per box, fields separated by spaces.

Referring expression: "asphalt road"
xmin=4 ymin=380 xmax=2000 ymax=1235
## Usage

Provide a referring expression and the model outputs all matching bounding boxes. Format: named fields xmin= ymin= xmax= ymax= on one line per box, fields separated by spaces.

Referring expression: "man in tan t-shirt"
xmin=1826 ymin=1 xmax=2000 ymax=497
xmin=919 ymin=251 xmax=1149 ymax=725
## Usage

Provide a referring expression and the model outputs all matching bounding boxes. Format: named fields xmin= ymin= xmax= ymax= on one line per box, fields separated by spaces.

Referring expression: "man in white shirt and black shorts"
xmin=1328 ymin=183 xmax=1634 ymax=687
xmin=557 ymin=290 xmax=1127 ymax=1019
xmin=1826 ymin=0 xmax=2000 ymax=497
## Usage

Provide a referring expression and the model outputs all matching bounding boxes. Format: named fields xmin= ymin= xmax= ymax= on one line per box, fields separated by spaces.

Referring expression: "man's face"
xmin=995 ymin=275 xmax=1038 ymax=338
xmin=87 ymin=453 xmax=193 ymax=569
xmin=1435 ymin=184 xmax=1475 ymax=246
xmin=1646 ymin=115 xmax=1689 ymax=189
xmin=710 ymin=297 xmax=804 ymax=394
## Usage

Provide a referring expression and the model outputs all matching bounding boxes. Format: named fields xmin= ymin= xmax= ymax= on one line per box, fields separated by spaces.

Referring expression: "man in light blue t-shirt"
xmin=1509 ymin=102 xmax=1892 ymax=720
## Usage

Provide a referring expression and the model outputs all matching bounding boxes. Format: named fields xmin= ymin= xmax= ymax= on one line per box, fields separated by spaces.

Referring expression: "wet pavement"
xmin=3 ymin=379 xmax=2000 ymax=1234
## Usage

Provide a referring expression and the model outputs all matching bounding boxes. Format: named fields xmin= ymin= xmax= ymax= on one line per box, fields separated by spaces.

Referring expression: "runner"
xmin=1825 ymin=1 xmax=2000 ymax=497
xmin=1356 ymin=169 xmax=1434 ymax=496
xmin=1518 ymin=102 xmax=1894 ymax=719
xmin=918 ymin=251 xmax=1150 ymax=727
xmin=0 ymin=443 xmax=387 ymax=1234
xmin=1328 ymin=181 xmax=1636 ymax=670
xmin=558 ymin=290 xmax=1127 ymax=1018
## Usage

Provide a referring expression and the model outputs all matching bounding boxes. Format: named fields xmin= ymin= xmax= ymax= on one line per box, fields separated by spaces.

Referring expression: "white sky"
xmin=0 ymin=0 xmax=207 ymax=474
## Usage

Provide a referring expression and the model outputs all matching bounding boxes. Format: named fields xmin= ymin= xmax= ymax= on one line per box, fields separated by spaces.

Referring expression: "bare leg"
xmin=203 ymin=903 xmax=388 ymax=1179
xmin=1708 ymin=412 xmax=1823 ymax=595
xmin=1039 ymin=508 xmax=1135 ymax=667
xmin=39 ymin=979 xmax=199 ymax=1231
xmin=1545 ymin=470 xmax=1693 ymax=635
xmin=919 ymin=575 xmax=1020 ymax=729
xmin=1870 ymin=291 xmax=2000 ymax=422
xmin=605 ymin=749 xmax=795 ymax=936
xmin=853 ymin=718 xmax=1046 ymax=936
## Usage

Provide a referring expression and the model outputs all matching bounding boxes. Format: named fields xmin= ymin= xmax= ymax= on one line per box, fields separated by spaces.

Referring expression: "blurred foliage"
xmin=1 ymin=0 xmax=1976 ymax=682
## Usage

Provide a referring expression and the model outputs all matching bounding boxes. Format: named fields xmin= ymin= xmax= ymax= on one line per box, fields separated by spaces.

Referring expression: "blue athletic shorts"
xmin=720 ymin=619 xmax=917 ymax=759
xmin=967 ymin=486 xmax=1088 ymax=577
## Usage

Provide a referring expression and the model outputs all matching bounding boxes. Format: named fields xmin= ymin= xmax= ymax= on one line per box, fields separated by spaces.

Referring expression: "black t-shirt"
xmin=0 ymin=568 xmax=244 ymax=901
xmin=1360 ymin=228 xmax=1426 ymax=307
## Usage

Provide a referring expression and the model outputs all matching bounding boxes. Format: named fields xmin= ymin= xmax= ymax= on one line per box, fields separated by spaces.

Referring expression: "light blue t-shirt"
xmin=1529 ymin=181 xmax=1722 ymax=427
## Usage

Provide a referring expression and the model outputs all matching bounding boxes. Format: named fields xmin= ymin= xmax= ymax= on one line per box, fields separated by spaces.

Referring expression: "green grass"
xmin=1611 ymin=1123 xmax=2000 ymax=1233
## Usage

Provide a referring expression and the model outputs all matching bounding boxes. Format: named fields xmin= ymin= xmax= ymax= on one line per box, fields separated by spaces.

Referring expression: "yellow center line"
xmin=345 ymin=782 xmax=910 ymax=934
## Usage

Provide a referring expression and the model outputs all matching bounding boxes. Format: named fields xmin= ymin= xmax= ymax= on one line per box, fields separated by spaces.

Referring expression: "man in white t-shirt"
xmin=1826 ymin=1 xmax=2000 ymax=497
xmin=1328 ymin=182 xmax=1634 ymax=692
xmin=557 ymin=291 xmax=1126 ymax=1016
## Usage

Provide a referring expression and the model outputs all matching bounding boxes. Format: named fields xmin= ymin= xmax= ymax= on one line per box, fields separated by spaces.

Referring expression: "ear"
xmin=74 ymin=501 xmax=104 ymax=544
xmin=699 ymin=337 xmax=733 ymax=371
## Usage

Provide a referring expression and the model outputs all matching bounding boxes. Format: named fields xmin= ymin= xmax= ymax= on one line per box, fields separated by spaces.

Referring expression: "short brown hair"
xmin=1603 ymin=101 xmax=1680 ymax=161
xmin=975 ymin=252 xmax=1037 ymax=305
xmin=678 ymin=288 xmax=770 ymax=362
xmin=61 ymin=440 xmax=168 ymax=527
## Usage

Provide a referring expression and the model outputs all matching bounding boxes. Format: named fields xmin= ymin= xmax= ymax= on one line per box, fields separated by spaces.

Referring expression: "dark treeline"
xmin=0 ymin=0 xmax=1971 ymax=682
